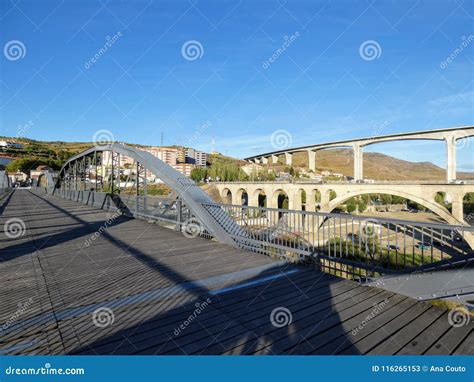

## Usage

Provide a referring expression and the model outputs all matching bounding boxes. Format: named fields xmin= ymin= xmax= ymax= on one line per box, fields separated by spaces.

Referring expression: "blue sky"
xmin=0 ymin=0 xmax=473 ymax=170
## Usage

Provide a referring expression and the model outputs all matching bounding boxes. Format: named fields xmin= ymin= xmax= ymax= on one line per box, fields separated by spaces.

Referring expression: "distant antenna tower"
xmin=161 ymin=132 xmax=164 ymax=147
xmin=211 ymin=136 xmax=215 ymax=153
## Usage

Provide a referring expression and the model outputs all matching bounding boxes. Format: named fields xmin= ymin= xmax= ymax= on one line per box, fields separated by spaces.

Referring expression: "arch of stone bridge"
xmin=323 ymin=189 xmax=465 ymax=226
xmin=252 ymin=188 xmax=267 ymax=207
xmin=220 ymin=188 xmax=232 ymax=204
xmin=55 ymin=144 xmax=244 ymax=246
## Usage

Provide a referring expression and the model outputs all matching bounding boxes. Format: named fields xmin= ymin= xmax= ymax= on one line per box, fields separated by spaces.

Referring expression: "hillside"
xmin=1 ymin=137 xmax=472 ymax=181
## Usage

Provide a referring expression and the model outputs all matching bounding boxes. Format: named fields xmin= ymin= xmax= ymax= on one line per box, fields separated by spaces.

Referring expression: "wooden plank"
xmin=396 ymin=310 xmax=454 ymax=355
xmin=452 ymin=330 xmax=473 ymax=355
xmin=425 ymin=323 xmax=473 ymax=355
xmin=367 ymin=306 xmax=446 ymax=355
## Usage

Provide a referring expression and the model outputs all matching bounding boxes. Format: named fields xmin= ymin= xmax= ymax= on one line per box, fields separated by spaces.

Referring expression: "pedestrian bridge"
xmin=0 ymin=143 xmax=473 ymax=355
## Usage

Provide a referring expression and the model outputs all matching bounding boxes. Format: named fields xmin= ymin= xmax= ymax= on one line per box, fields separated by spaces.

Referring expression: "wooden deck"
xmin=0 ymin=189 xmax=472 ymax=355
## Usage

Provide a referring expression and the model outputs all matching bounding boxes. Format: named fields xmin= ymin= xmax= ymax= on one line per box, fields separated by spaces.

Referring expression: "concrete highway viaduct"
xmin=244 ymin=126 xmax=474 ymax=183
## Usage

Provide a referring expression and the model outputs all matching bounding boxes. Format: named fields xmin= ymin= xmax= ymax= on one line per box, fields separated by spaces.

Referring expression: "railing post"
xmin=176 ymin=199 xmax=183 ymax=231
xmin=135 ymin=161 xmax=139 ymax=216
xmin=94 ymin=151 xmax=98 ymax=191
xmin=143 ymin=169 xmax=147 ymax=216
xmin=111 ymin=152 xmax=114 ymax=195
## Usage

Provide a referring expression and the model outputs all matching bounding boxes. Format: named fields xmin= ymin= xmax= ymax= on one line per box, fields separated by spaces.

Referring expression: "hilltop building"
xmin=142 ymin=147 xmax=178 ymax=166
xmin=185 ymin=148 xmax=207 ymax=167
xmin=176 ymin=148 xmax=186 ymax=164
xmin=0 ymin=140 xmax=23 ymax=149
xmin=172 ymin=163 xmax=194 ymax=177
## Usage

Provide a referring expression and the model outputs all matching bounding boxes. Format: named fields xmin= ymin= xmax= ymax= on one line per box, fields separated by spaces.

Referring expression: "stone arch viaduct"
xmin=213 ymin=182 xmax=473 ymax=227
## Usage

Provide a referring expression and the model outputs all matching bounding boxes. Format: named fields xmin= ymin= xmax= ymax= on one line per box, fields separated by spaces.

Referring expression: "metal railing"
xmin=0 ymin=188 xmax=12 ymax=199
xmin=203 ymin=203 xmax=474 ymax=282
xmin=53 ymin=188 xmax=213 ymax=240
xmin=212 ymin=179 xmax=474 ymax=185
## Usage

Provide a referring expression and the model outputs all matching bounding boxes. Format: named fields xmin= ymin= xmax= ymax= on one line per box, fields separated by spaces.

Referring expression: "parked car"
xmin=416 ymin=242 xmax=431 ymax=250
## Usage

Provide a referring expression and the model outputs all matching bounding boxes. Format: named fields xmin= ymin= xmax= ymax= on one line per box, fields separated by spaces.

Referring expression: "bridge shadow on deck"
xmin=71 ymin=265 xmax=367 ymax=355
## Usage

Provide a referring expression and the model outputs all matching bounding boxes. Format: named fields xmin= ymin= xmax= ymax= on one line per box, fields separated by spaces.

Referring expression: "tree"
xmin=435 ymin=192 xmax=446 ymax=206
xmin=346 ymin=199 xmax=357 ymax=213
xmin=380 ymin=194 xmax=392 ymax=205
xmin=5 ymin=157 xmax=62 ymax=173
xmin=190 ymin=167 xmax=207 ymax=182
xmin=357 ymin=199 xmax=367 ymax=212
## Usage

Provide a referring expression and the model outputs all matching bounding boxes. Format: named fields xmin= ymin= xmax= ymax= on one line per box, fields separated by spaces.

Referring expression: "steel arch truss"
xmin=54 ymin=144 xmax=249 ymax=246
